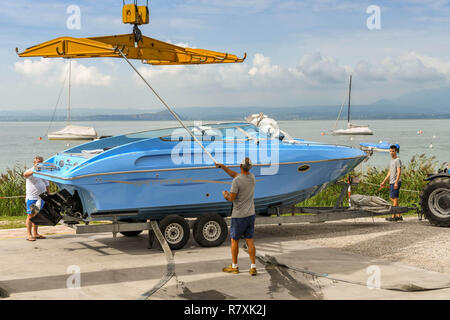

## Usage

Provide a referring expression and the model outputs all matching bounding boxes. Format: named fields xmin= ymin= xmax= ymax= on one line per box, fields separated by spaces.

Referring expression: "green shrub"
xmin=298 ymin=154 xmax=447 ymax=209
xmin=0 ymin=167 xmax=27 ymax=217
xmin=0 ymin=166 xmax=58 ymax=217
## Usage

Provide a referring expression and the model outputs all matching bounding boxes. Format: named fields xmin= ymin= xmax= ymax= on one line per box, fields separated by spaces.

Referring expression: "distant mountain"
xmin=0 ymin=108 xmax=153 ymax=121
xmin=393 ymin=86 xmax=450 ymax=112
xmin=76 ymin=105 xmax=450 ymax=121
xmin=2 ymin=99 xmax=450 ymax=121
xmin=79 ymin=110 xmax=181 ymax=121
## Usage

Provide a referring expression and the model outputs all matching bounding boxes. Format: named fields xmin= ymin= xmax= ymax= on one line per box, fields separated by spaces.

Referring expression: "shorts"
xmin=230 ymin=215 xmax=255 ymax=240
xmin=389 ymin=182 xmax=401 ymax=199
xmin=26 ymin=199 xmax=44 ymax=214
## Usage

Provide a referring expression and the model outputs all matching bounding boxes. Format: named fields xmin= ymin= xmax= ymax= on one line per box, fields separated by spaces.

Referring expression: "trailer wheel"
xmin=193 ymin=213 xmax=228 ymax=247
xmin=158 ymin=215 xmax=190 ymax=250
xmin=119 ymin=219 xmax=145 ymax=237
xmin=120 ymin=231 xmax=143 ymax=237
xmin=420 ymin=177 xmax=450 ymax=227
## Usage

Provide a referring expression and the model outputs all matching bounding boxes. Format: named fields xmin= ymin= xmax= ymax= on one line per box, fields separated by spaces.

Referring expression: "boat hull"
xmin=359 ymin=142 xmax=391 ymax=152
xmin=51 ymin=156 xmax=364 ymax=219
xmin=332 ymin=129 xmax=373 ymax=135
xmin=34 ymin=122 xmax=368 ymax=220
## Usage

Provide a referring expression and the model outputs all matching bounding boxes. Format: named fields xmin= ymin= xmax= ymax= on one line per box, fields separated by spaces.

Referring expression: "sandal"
xmin=26 ymin=237 xmax=36 ymax=241
xmin=33 ymin=235 xmax=46 ymax=239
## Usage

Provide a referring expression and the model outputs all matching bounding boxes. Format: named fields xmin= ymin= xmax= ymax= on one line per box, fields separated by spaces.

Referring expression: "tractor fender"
xmin=425 ymin=173 xmax=450 ymax=182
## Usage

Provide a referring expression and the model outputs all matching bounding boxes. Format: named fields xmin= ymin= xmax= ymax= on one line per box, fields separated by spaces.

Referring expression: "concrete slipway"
xmin=0 ymin=223 xmax=449 ymax=300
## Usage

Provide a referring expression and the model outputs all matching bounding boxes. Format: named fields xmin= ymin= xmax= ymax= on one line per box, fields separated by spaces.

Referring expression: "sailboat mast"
xmin=347 ymin=74 xmax=352 ymax=124
xmin=68 ymin=59 xmax=71 ymax=125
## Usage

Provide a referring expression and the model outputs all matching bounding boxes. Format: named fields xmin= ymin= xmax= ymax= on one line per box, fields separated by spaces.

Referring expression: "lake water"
xmin=0 ymin=119 xmax=449 ymax=173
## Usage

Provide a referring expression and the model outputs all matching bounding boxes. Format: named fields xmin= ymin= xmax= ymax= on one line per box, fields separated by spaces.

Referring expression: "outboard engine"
xmin=30 ymin=189 xmax=84 ymax=226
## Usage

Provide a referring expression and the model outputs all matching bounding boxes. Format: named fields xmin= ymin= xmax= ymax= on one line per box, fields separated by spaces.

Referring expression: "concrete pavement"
xmin=0 ymin=225 xmax=449 ymax=300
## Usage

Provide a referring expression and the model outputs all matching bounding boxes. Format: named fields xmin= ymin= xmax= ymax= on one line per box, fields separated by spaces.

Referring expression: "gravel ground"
xmin=254 ymin=216 xmax=450 ymax=274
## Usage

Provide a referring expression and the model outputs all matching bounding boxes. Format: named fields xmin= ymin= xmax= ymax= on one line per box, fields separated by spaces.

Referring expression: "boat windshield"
xmin=63 ymin=122 xmax=263 ymax=155
xmin=127 ymin=122 xmax=263 ymax=141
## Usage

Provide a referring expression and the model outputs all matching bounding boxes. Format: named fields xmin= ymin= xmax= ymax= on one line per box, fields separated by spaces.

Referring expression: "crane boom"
xmin=16 ymin=34 xmax=246 ymax=65
xmin=16 ymin=2 xmax=245 ymax=65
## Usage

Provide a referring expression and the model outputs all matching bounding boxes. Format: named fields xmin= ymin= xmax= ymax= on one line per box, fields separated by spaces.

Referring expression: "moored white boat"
xmin=332 ymin=75 xmax=373 ymax=136
xmin=333 ymin=123 xmax=373 ymax=135
xmin=48 ymin=124 xmax=98 ymax=140
xmin=47 ymin=60 xmax=97 ymax=141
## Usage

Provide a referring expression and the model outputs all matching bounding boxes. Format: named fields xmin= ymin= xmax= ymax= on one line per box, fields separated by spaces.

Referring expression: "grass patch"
xmin=0 ymin=166 xmax=58 ymax=217
xmin=297 ymin=154 xmax=447 ymax=213
xmin=0 ymin=215 xmax=27 ymax=229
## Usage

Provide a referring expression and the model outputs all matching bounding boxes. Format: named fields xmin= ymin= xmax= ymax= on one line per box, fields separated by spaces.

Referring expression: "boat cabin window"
xmin=159 ymin=124 xmax=262 ymax=142
xmin=63 ymin=123 xmax=265 ymax=154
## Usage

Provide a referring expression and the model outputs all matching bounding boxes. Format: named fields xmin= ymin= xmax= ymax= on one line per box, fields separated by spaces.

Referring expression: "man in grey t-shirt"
xmin=381 ymin=145 xmax=402 ymax=221
xmin=216 ymin=157 xmax=257 ymax=276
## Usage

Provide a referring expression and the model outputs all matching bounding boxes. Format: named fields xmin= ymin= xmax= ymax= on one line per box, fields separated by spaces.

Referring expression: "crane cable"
xmin=117 ymin=48 xmax=217 ymax=164
xmin=44 ymin=61 xmax=70 ymax=138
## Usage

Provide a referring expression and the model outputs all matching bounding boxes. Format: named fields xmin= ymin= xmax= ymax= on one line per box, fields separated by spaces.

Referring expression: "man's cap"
xmin=241 ymin=157 xmax=253 ymax=170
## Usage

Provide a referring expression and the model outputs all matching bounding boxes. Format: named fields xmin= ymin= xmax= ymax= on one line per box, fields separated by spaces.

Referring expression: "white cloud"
xmin=248 ymin=54 xmax=282 ymax=77
xmin=14 ymin=58 xmax=112 ymax=86
xmin=354 ymin=51 xmax=450 ymax=83
xmin=354 ymin=60 xmax=387 ymax=82
xmin=136 ymin=53 xmax=291 ymax=90
xmin=14 ymin=58 xmax=54 ymax=78
xmin=294 ymin=52 xmax=349 ymax=84
xmin=12 ymin=50 xmax=450 ymax=109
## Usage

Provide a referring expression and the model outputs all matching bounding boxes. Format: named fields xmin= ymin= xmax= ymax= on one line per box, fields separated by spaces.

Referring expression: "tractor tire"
xmin=420 ymin=177 xmax=450 ymax=227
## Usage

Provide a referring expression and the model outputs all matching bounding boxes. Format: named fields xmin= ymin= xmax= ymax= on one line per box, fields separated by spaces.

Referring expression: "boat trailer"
xmin=30 ymin=180 xmax=419 ymax=250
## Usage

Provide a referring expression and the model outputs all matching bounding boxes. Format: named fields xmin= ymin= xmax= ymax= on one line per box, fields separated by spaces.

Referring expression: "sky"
xmin=2 ymin=0 xmax=450 ymax=111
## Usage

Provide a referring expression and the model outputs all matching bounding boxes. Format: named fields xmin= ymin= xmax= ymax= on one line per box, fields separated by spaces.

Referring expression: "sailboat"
xmin=48 ymin=60 xmax=98 ymax=140
xmin=332 ymin=75 xmax=373 ymax=136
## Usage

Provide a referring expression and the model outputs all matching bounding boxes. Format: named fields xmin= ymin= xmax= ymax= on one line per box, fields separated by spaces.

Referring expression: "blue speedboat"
xmin=33 ymin=121 xmax=367 ymax=221
xmin=360 ymin=141 xmax=399 ymax=153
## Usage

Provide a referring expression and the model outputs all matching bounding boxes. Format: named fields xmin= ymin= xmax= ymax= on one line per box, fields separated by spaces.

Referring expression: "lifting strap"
xmin=117 ymin=48 xmax=217 ymax=164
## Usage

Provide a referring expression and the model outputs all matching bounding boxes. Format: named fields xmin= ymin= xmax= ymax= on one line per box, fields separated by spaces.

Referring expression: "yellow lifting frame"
xmin=15 ymin=2 xmax=245 ymax=164
xmin=16 ymin=34 xmax=246 ymax=66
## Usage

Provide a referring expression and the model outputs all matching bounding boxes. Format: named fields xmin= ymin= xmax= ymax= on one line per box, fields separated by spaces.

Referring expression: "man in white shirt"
xmin=24 ymin=156 xmax=50 ymax=241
